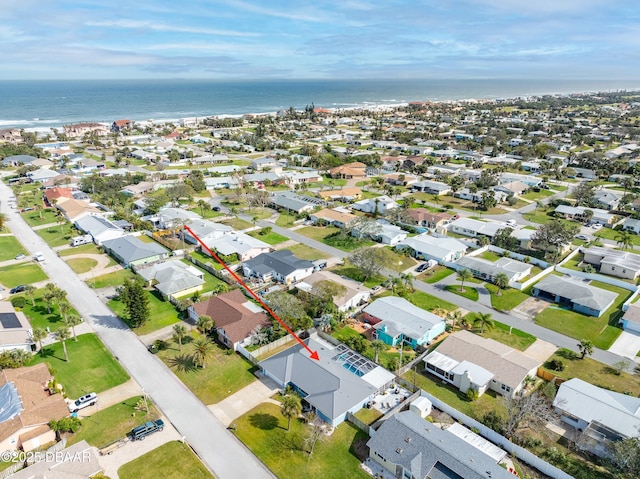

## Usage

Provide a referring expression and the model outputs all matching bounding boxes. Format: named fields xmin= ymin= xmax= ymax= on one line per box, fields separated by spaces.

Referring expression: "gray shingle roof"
xmin=363 ymin=297 xmax=444 ymax=339
xmin=367 ymin=411 xmax=514 ymax=479
xmin=102 ymin=235 xmax=168 ymax=264
xmin=244 ymin=250 xmax=313 ymax=277
xmin=534 ymin=275 xmax=617 ymax=311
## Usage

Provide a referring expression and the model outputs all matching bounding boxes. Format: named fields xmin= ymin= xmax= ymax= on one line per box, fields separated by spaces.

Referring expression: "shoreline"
xmin=4 ymin=83 xmax=640 ymax=133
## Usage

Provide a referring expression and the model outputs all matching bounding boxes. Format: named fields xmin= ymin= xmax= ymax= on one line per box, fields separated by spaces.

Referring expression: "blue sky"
xmin=1 ymin=0 xmax=638 ymax=80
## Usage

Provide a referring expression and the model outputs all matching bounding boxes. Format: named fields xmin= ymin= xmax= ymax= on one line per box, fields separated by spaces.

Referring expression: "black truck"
xmin=130 ymin=419 xmax=164 ymax=441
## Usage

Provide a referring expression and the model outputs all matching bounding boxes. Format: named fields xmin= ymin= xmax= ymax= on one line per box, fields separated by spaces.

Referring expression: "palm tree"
xmin=58 ymin=298 xmax=72 ymax=321
xmin=457 ymin=269 xmax=473 ymax=292
xmin=56 ymin=327 xmax=71 ymax=362
xmin=400 ymin=273 xmax=414 ymax=292
xmin=371 ymin=339 xmax=387 ymax=363
xmin=281 ymin=394 xmax=302 ymax=431
xmin=43 ymin=283 xmax=57 ymax=314
xmin=32 ymin=327 xmax=48 ymax=356
xmin=23 ymin=284 xmax=36 ymax=306
xmin=577 ymin=339 xmax=594 ymax=359
xmin=34 ymin=204 xmax=43 ymax=220
xmin=173 ymin=324 xmax=187 ymax=351
xmin=615 ymin=230 xmax=633 ymax=251
xmin=192 ymin=337 xmax=215 ymax=368
xmin=446 ymin=310 xmax=463 ymax=331
xmin=196 ymin=315 xmax=214 ymax=335
xmin=65 ymin=314 xmax=82 ymax=341
xmin=0 ymin=212 xmax=6 ymax=231
xmin=197 ymin=199 xmax=209 ymax=217
xmin=473 ymin=312 xmax=494 ymax=334
xmin=493 ymin=272 xmax=510 ymax=296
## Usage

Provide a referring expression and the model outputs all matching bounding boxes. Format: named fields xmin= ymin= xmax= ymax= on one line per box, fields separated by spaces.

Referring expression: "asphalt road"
xmin=0 ymin=181 xmax=275 ymax=479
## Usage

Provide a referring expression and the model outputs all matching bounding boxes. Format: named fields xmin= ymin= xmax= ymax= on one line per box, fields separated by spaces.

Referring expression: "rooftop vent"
xmin=396 ymin=448 xmax=403 ymax=454
xmin=404 ymin=436 xmax=412 ymax=443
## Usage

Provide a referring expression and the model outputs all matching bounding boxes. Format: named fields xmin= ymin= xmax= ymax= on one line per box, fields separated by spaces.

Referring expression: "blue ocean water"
xmin=0 ymin=79 xmax=638 ymax=130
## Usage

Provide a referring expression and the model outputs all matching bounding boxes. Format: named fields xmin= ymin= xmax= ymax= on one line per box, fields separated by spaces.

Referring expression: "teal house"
xmin=362 ymin=296 xmax=446 ymax=349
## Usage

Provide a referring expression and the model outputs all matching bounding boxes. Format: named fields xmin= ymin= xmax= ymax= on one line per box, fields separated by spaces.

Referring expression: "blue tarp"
xmin=0 ymin=382 xmax=23 ymax=423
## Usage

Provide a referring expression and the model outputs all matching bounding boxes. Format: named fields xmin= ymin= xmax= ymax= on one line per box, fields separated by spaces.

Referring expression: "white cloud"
xmin=86 ymin=19 xmax=260 ymax=37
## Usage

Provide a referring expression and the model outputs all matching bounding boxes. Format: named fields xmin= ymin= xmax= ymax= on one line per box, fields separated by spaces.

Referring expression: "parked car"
xmin=69 ymin=392 xmax=98 ymax=413
xmin=14 ymin=254 xmax=26 ymax=260
xmin=415 ymin=263 xmax=430 ymax=273
xmin=505 ymin=219 xmax=517 ymax=227
xmin=592 ymin=224 xmax=603 ymax=230
xmin=575 ymin=234 xmax=589 ymax=241
xmin=131 ymin=419 xmax=164 ymax=441
xmin=212 ymin=206 xmax=221 ymax=212
xmin=10 ymin=285 xmax=27 ymax=294
xmin=34 ymin=252 xmax=45 ymax=262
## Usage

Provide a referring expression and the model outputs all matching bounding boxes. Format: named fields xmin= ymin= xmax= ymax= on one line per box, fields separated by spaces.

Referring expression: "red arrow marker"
xmin=183 ymin=225 xmax=320 ymax=361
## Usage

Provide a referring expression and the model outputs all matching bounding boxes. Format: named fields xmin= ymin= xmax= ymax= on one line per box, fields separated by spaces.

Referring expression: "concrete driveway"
xmin=523 ymin=339 xmax=558 ymax=363
xmin=608 ymin=331 xmax=640 ymax=359
xmin=209 ymin=375 xmax=281 ymax=427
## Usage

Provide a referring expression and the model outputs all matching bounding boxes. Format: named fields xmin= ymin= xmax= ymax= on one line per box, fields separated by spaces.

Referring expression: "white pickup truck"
xmin=34 ymin=252 xmax=45 ymax=262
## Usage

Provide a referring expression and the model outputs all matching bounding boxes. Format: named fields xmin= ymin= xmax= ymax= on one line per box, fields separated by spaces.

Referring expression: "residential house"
xmin=111 ymin=119 xmax=132 ymax=132
xmin=280 ymin=170 xmax=322 ymax=186
xmin=0 ymin=302 xmax=33 ymax=353
xmin=409 ymin=180 xmax=451 ymax=195
xmin=27 ymin=168 xmax=62 ymax=184
xmin=423 ymin=330 xmax=540 ymax=398
xmin=56 ymin=198 xmax=102 ymax=222
xmin=317 ymin=187 xmax=363 ymax=202
xmin=102 ymin=235 xmax=169 ymax=268
xmin=0 ymin=364 xmax=69 ymax=454
xmin=499 ymin=172 xmax=543 ymax=187
xmin=295 ymin=270 xmax=372 ymax=312
xmin=0 ymin=129 xmax=23 ymax=144
xmin=63 ymin=122 xmax=110 ymax=139
xmin=494 ymin=180 xmax=528 ymax=197
xmin=242 ymin=249 xmax=314 ymax=284
xmin=42 ymin=186 xmax=74 ymax=206
xmin=250 ymin=157 xmax=279 ymax=171
xmin=182 ymin=220 xmax=233 ymax=245
xmin=137 ymin=260 xmax=204 ymax=300
xmin=309 ymin=208 xmax=358 ymax=228
xmin=74 ymin=215 xmax=125 ymax=245
xmin=553 ymin=378 xmax=640 ymax=457
xmin=206 ymin=232 xmax=271 ymax=261
xmin=454 ymin=188 xmax=508 ymax=204
xmin=269 ymin=191 xmax=321 ymax=215
xmin=620 ymin=303 xmax=640 ymax=333
xmin=395 ymin=234 xmax=467 ymax=263
xmin=403 ymin=155 xmax=429 ymax=169
xmin=259 ymin=333 xmax=394 ymax=426
xmin=593 ymin=190 xmax=621 ymax=210
xmin=448 ymin=217 xmax=503 ymax=240
xmin=189 ymin=290 xmax=270 ymax=350
xmin=367 ymin=411 xmax=514 ymax=479
xmin=350 ymin=196 xmax=398 ymax=215
xmin=554 ymin=205 xmax=614 ymax=225
xmin=404 ymin=209 xmax=453 ymax=229
xmin=454 ymin=256 xmax=532 ymax=285
xmin=622 ymin=217 xmax=640 ymax=234
xmin=362 ymin=296 xmax=446 ymax=349
xmin=2 ymin=155 xmax=38 ymax=167
xmin=153 ymin=207 xmax=202 ymax=230
xmin=582 ymin=246 xmax=640 ymax=280
xmin=356 ymin=221 xmax=407 ymax=246
xmin=204 ymin=176 xmax=241 ymax=190
xmin=119 ymin=181 xmax=156 ymax=197
xmin=533 ymin=274 xmax=617 ymax=317
xmin=329 ymin=162 xmax=367 ymax=179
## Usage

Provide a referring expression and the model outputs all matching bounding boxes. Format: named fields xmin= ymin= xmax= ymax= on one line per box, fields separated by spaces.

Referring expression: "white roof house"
xmin=554 ymin=378 xmax=640 ymax=456
xmin=207 ymin=232 xmax=271 ymax=261
xmin=74 ymin=215 xmax=125 ymax=245
xmin=396 ymin=234 xmax=467 ymax=263
xmin=455 ymin=256 xmax=532 ymax=284
xmin=295 ymin=270 xmax=372 ymax=312
xmin=350 ymin=196 xmax=398 ymax=214
xmin=449 ymin=218 xmax=503 ymax=239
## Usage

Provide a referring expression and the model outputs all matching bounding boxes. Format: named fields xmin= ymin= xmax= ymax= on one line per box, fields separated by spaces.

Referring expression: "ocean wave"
xmin=0 ymin=118 xmax=62 ymax=127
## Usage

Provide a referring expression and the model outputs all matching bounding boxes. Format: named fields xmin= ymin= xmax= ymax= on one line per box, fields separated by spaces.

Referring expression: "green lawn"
xmin=421 ymin=265 xmax=455 ymax=284
xmin=534 ymin=281 xmax=629 ymax=349
xmin=275 ymin=212 xmax=298 ymax=227
xmin=65 ymin=257 xmax=98 ymax=274
xmin=108 ymin=290 xmax=180 ymax=335
xmin=69 ymin=396 xmax=160 ymax=447
xmin=542 ymin=349 xmax=640 ymax=396
xmin=12 ymin=288 xmax=79 ymax=330
xmin=248 ymin=229 xmax=289 ymax=245
xmin=329 ymin=264 xmax=385 ymax=288
xmin=0 ymin=236 xmax=26 ymax=261
xmin=21 ymin=209 xmax=59 ymax=227
xmin=59 ymin=243 xmax=101 ymax=256
xmin=522 ymin=207 xmax=557 ymax=225
xmin=221 ymin=217 xmax=254 ymax=230
xmin=380 ymin=248 xmax=417 ymax=273
xmin=484 ymin=284 xmax=531 ymax=311
xmin=595 ymin=227 xmax=640 ymax=247
xmin=88 ymin=269 xmax=136 ymax=289
xmin=462 ymin=314 xmax=537 ymax=351
xmin=185 ymin=261 xmax=229 ymax=292
xmin=444 ymin=285 xmax=479 ymax=301
xmin=323 ymin=232 xmax=375 ymax=252
xmin=407 ymin=290 xmax=457 ymax=312
xmin=296 ymin=225 xmax=339 ymax=242
xmin=561 ymin=254 xmax=583 ymax=271
xmin=30 ymin=333 xmax=130 ymax=398
xmin=119 ymin=441 xmax=213 ymax=479
xmin=403 ymin=368 xmax=504 ymax=420
xmin=36 ymin=223 xmax=78 ymax=247
xmin=332 ymin=326 xmax=416 ymax=368
xmin=157 ymin=332 xmax=257 ymax=404
xmin=0 ymin=263 xmax=47 ymax=288
xmin=480 ymin=251 xmax=502 ymax=262
xmin=235 ymin=402 xmax=370 ymax=479
xmin=521 ymin=189 xmax=554 ymax=201
xmin=286 ymin=243 xmax=330 ymax=261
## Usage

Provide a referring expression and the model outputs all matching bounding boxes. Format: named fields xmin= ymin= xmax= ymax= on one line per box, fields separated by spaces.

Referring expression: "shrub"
xmin=466 ymin=389 xmax=479 ymax=401
xmin=10 ymin=296 xmax=26 ymax=309
xmin=547 ymin=359 xmax=565 ymax=371
xmin=153 ymin=339 xmax=169 ymax=351
xmin=259 ymin=226 xmax=272 ymax=236
xmin=582 ymin=264 xmax=595 ymax=273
